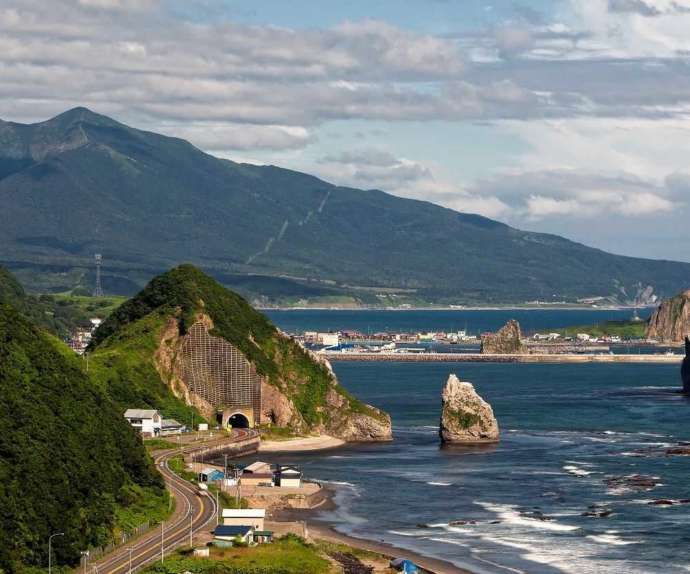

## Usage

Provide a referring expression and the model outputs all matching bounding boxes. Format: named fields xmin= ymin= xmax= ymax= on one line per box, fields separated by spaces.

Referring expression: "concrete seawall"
xmin=322 ymin=352 xmax=682 ymax=364
xmin=182 ymin=430 xmax=260 ymax=464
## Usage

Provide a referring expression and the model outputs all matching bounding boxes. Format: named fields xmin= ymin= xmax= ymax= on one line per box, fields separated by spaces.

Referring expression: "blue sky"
xmin=1 ymin=0 xmax=689 ymax=262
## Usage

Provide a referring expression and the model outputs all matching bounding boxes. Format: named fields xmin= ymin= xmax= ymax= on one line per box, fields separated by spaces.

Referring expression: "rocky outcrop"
xmin=682 ymin=337 xmax=690 ymax=395
xmin=481 ymin=319 xmax=526 ymax=354
xmin=439 ymin=374 xmax=499 ymax=444
xmin=646 ymin=290 xmax=690 ymax=343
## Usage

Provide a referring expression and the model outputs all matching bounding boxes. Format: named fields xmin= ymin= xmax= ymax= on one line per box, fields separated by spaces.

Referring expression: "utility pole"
xmin=160 ymin=522 xmax=164 ymax=563
xmin=80 ymin=550 xmax=89 ymax=574
xmin=48 ymin=532 xmax=64 ymax=574
xmin=223 ymin=454 xmax=228 ymax=492
xmin=216 ymin=489 xmax=220 ymax=525
xmin=128 ymin=547 xmax=133 ymax=574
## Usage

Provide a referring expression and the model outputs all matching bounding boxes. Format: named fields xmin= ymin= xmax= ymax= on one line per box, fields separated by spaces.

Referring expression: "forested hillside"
xmin=1 ymin=107 xmax=689 ymax=305
xmin=0 ymin=303 xmax=164 ymax=573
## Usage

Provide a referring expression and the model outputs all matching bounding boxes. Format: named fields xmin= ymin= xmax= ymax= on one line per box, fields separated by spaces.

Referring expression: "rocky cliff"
xmin=682 ymin=338 xmax=690 ymax=395
xmin=439 ymin=374 xmax=499 ymax=444
xmin=480 ymin=319 xmax=527 ymax=354
xmin=89 ymin=265 xmax=392 ymax=442
xmin=646 ymin=290 xmax=690 ymax=343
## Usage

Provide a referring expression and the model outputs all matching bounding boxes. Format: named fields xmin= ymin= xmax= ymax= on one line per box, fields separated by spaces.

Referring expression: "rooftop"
xmin=222 ymin=508 xmax=265 ymax=518
xmin=214 ymin=525 xmax=253 ymax=537
xmin=124 ymin=409 xmax=159 ymax=419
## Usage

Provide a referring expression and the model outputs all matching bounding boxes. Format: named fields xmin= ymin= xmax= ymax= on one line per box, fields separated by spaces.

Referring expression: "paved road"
xmin=94 ymin=429 xmax=256 ymax=574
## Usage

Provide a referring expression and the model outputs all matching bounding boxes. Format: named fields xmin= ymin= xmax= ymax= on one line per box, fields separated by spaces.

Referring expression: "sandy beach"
xmin=271 ymin=487 xmax=472 ymax=574
xmin=259 ymin=435 xmax=345 ymax=452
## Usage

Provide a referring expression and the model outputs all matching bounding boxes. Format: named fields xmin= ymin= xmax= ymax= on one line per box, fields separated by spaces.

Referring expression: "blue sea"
xmin=250 ymin=310 xmax=690 ymax=574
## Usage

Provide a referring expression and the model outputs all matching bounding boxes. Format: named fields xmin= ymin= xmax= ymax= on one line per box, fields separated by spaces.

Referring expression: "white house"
xmin=124 ymin=409 xmax=162 ymax=437
xmin=213 ymin=525 xmax=254 ymax=546
xmin=222 ymin=508 xmax=265 ymax=531
xmin=275 ymin=465 xmax=302 ymax=488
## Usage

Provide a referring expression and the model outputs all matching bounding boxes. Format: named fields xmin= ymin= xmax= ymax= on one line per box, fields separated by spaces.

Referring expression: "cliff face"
xmin=481 ymin=319 xmax=526 ymax=354
xmin=91 ymin=265 xmax=392 ymax=442
xmin=646 ymin=290 xmax=690 ymax=343
xmin=439 ymin=374 xmax=499 ymax=444
xmin=682 ymin=338 xmax=690 ymax=395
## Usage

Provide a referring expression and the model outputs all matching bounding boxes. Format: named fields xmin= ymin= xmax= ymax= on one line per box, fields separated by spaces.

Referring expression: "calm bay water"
xmin=247 ymin=310 xmax=689 ymax=574
xmin=264 ymin=308 xmax=649 ymax=336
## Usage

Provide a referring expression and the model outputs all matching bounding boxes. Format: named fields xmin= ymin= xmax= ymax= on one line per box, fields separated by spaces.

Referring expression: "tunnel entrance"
xmin=227 ymin=413 xmax=250 ymax=429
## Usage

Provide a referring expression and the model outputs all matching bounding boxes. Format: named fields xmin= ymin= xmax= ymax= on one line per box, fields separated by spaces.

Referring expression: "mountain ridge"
xmin=1 ymin=107 xmax=689 ymax=305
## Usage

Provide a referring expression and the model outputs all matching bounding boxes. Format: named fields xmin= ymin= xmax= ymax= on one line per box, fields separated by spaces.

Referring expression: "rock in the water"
xmin=646 ymin=290 xmax=690 ymax=343
xmin=480 ymin=319 xmax=526 ymax=354
xmin=682 ymin=337 xmax=690 ymax=395
xmin=439 ymin=374 xmax=499 ymax=443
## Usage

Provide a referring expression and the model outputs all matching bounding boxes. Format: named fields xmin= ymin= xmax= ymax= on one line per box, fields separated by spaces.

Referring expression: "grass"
xmin=144 ymin=535 xmax=331 ymax=574
xmin=144 ymin=438 xmax=179 ymax=452
xmin=168 ymin=455 xmax=198 ymax=483
xmin=555 ymin=320 xmax=648 ymax=340
xmin=53 ymin=293 xmax=127 ymax=317
xmin=114 ymin=482 xmax=173 ymax=535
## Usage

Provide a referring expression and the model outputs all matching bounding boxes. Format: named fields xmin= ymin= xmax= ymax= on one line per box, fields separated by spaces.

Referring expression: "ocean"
xmin=249 ymin=310 xmax=690 ymax=574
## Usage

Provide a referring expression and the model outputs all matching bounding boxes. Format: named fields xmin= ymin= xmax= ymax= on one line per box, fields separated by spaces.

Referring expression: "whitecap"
xmin=586 ymin=534 xmax=640 ymax=546
xmin=427 ymin=481 xmax=453 ymax=486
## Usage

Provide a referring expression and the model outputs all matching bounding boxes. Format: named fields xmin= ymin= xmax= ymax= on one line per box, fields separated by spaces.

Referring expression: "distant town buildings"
xmin=67 ymin=318 xmax=102 ymax=354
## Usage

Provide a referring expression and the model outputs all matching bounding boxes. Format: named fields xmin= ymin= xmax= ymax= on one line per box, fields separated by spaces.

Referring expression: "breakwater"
xmin=322 ymin=352 xmax=682 ymax=364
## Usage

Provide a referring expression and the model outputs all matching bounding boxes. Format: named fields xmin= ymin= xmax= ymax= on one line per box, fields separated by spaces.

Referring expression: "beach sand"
xmin=259 ymin=435 xmax=345 ymax=452
xmin=271 ymin=487 xmax=472 ymax=574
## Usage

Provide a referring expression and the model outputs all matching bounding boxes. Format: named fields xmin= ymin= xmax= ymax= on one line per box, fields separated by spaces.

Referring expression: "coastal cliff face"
xmin=90 ymin=265 xmax=392 ymax=442
xmin=682 ymin=338 xmax=690 ymax=395
xmin=481 ymin=319 xmax=526 ymax=354
xmin=439 ymin=374 xmax=499 ymax=443
xmin=646 ymin=290 xmax=690 ymax=343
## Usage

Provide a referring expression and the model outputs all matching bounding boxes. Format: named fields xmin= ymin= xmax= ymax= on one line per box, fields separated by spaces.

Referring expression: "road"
xmin=93 ymin=429 xmax=256 ymax=574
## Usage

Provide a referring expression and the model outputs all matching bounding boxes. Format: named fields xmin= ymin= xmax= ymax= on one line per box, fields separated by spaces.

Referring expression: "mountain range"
xmin=1 ymin=107 xmax=688 ymax=305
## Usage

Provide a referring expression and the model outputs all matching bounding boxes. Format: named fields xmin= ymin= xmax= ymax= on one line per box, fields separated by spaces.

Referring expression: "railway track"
xmin=93 ymin=429 xmax=257 ymax=574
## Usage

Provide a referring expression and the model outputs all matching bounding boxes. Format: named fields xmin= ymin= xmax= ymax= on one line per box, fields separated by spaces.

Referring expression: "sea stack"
xmin=682 ymin=337 xmax=690 ymax=395
xmin=439 ymin=374 xmax=499 ymax=444
xmin=481 ymin=319 xmax=526 ymax=354
xmin=646 ymin=290 xmax=690 ymax=343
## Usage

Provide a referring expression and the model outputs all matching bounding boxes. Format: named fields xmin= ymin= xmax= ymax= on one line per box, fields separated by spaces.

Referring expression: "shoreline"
xmin=271 ymin=486 xmax=473 ymax=574
xmin=261 ymin=304 xmax=652 ymax=312
xmin=259 ymin=435 xmax=345 ymax=452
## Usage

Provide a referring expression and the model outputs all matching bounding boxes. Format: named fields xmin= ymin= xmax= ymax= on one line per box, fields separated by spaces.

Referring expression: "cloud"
xmin=608 ymin=0 xmax=661 ymax=17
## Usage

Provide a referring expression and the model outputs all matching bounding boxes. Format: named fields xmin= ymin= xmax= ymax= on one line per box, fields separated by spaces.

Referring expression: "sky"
xmin=1 ymin=0 xmax=689 ymax=261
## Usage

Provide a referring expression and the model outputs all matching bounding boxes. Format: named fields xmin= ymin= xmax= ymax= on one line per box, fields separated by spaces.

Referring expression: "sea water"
xmin=250 ymin=311 xmax=689 ymax=574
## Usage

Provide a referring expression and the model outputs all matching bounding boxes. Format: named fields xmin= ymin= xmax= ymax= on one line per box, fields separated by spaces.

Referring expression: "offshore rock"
xmin=439 ymin=374 xmax=499 ymax=444
xmin=480 ymin=319 xmax=526 ymax=354
xmin=682 ymin=337 xmax=690 ymax=395
xmin=646 ymin=290 xmax=690 ymax=343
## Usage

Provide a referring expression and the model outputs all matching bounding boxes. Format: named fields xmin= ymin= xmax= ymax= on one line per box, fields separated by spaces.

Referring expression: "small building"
xmin=222 ymin=508 xmax=265 ymax=530
xmin=199 ymin=467 xmax=225 ymax=482
xmin=193 ymin=547 xmax=209 ymax=557
xmin=241 ymin=461 xmax=274 ymax=487
xmin=213 ymin=525 xmax=254 ymax=546
xmin=161 ymin=419 xmax=185 ymax=435
xmin=252 ymin=530 xmax=273 ymax=544
xmin=124 ymin=409 xmax=162 ymax=437
xmin=275 ymin=465 xmax=302 ymax=488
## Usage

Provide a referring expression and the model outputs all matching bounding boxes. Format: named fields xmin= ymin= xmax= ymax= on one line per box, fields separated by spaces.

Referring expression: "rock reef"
xmin=480 ymin=319 xmax=526 ymax=354
xmin=439 ymin=374 xmax=499 ymax=444
xmin=646 ymin=290 xmax=690 ymax=343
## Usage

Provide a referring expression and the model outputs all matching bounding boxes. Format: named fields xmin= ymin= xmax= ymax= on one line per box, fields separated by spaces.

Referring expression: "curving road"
xmin=94 ymin=429 xmax=256 ymax=574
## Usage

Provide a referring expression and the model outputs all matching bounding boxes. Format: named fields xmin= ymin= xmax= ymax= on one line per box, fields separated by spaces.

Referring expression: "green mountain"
xmin=88 ymin=264 xmax=392 ymax=441
xmin=1 ymin=107 xmax=689 ymax=305
xmin=0 ymin=301 xmax=164 ymax=573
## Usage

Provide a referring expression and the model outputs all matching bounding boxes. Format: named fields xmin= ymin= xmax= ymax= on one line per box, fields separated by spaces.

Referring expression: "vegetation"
xmin=2 ymin=107 xmax=690 ymax=305
xmin=257 ymin=425 xmax=302 ymax=441
xmin=555 ymin=319 xmax=648 ymax=340
xmin=89 ymin=264 xmax=379 ymax=431
xmin=144 ymin=535 xmax=330 ymax=574
xmin=0 ymin=303 xmax=164 ymax=573
xmin=0 ymin=266 xmax=123 ymax=339
xmin=144 ymin=438 xmax=179 ymax=452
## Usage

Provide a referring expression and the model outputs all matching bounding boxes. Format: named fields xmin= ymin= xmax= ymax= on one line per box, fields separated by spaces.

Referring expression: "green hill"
xmin=1 ymin=108 xmax=688 ymax=305
xmin=0 ymin=302 xmax=165 ymax=573
xmin=88 ymin=264 xmax=391 ymax=440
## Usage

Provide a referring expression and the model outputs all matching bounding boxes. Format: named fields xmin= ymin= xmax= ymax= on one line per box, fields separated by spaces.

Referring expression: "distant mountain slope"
xmin=1 ymin=107 xmax=689 ymax=304
xmin=0 ymin=302 xmax=163 ymax=572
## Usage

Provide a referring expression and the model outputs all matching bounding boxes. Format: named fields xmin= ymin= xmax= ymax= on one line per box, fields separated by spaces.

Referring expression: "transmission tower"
xmin=93 ymin=253 xmax=104 ymax=297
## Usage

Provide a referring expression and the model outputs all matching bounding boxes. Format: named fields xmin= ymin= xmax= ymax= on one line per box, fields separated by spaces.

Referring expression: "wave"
xmin=563 ymin=464 xmax=593 ymax=477
xmin=586 ymin=533 xmax=641 ymax=546
xmin=427 ymin=481 xmax=453 ymax=486
xmin=478 ymin=502 xmax=579 ymax=532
